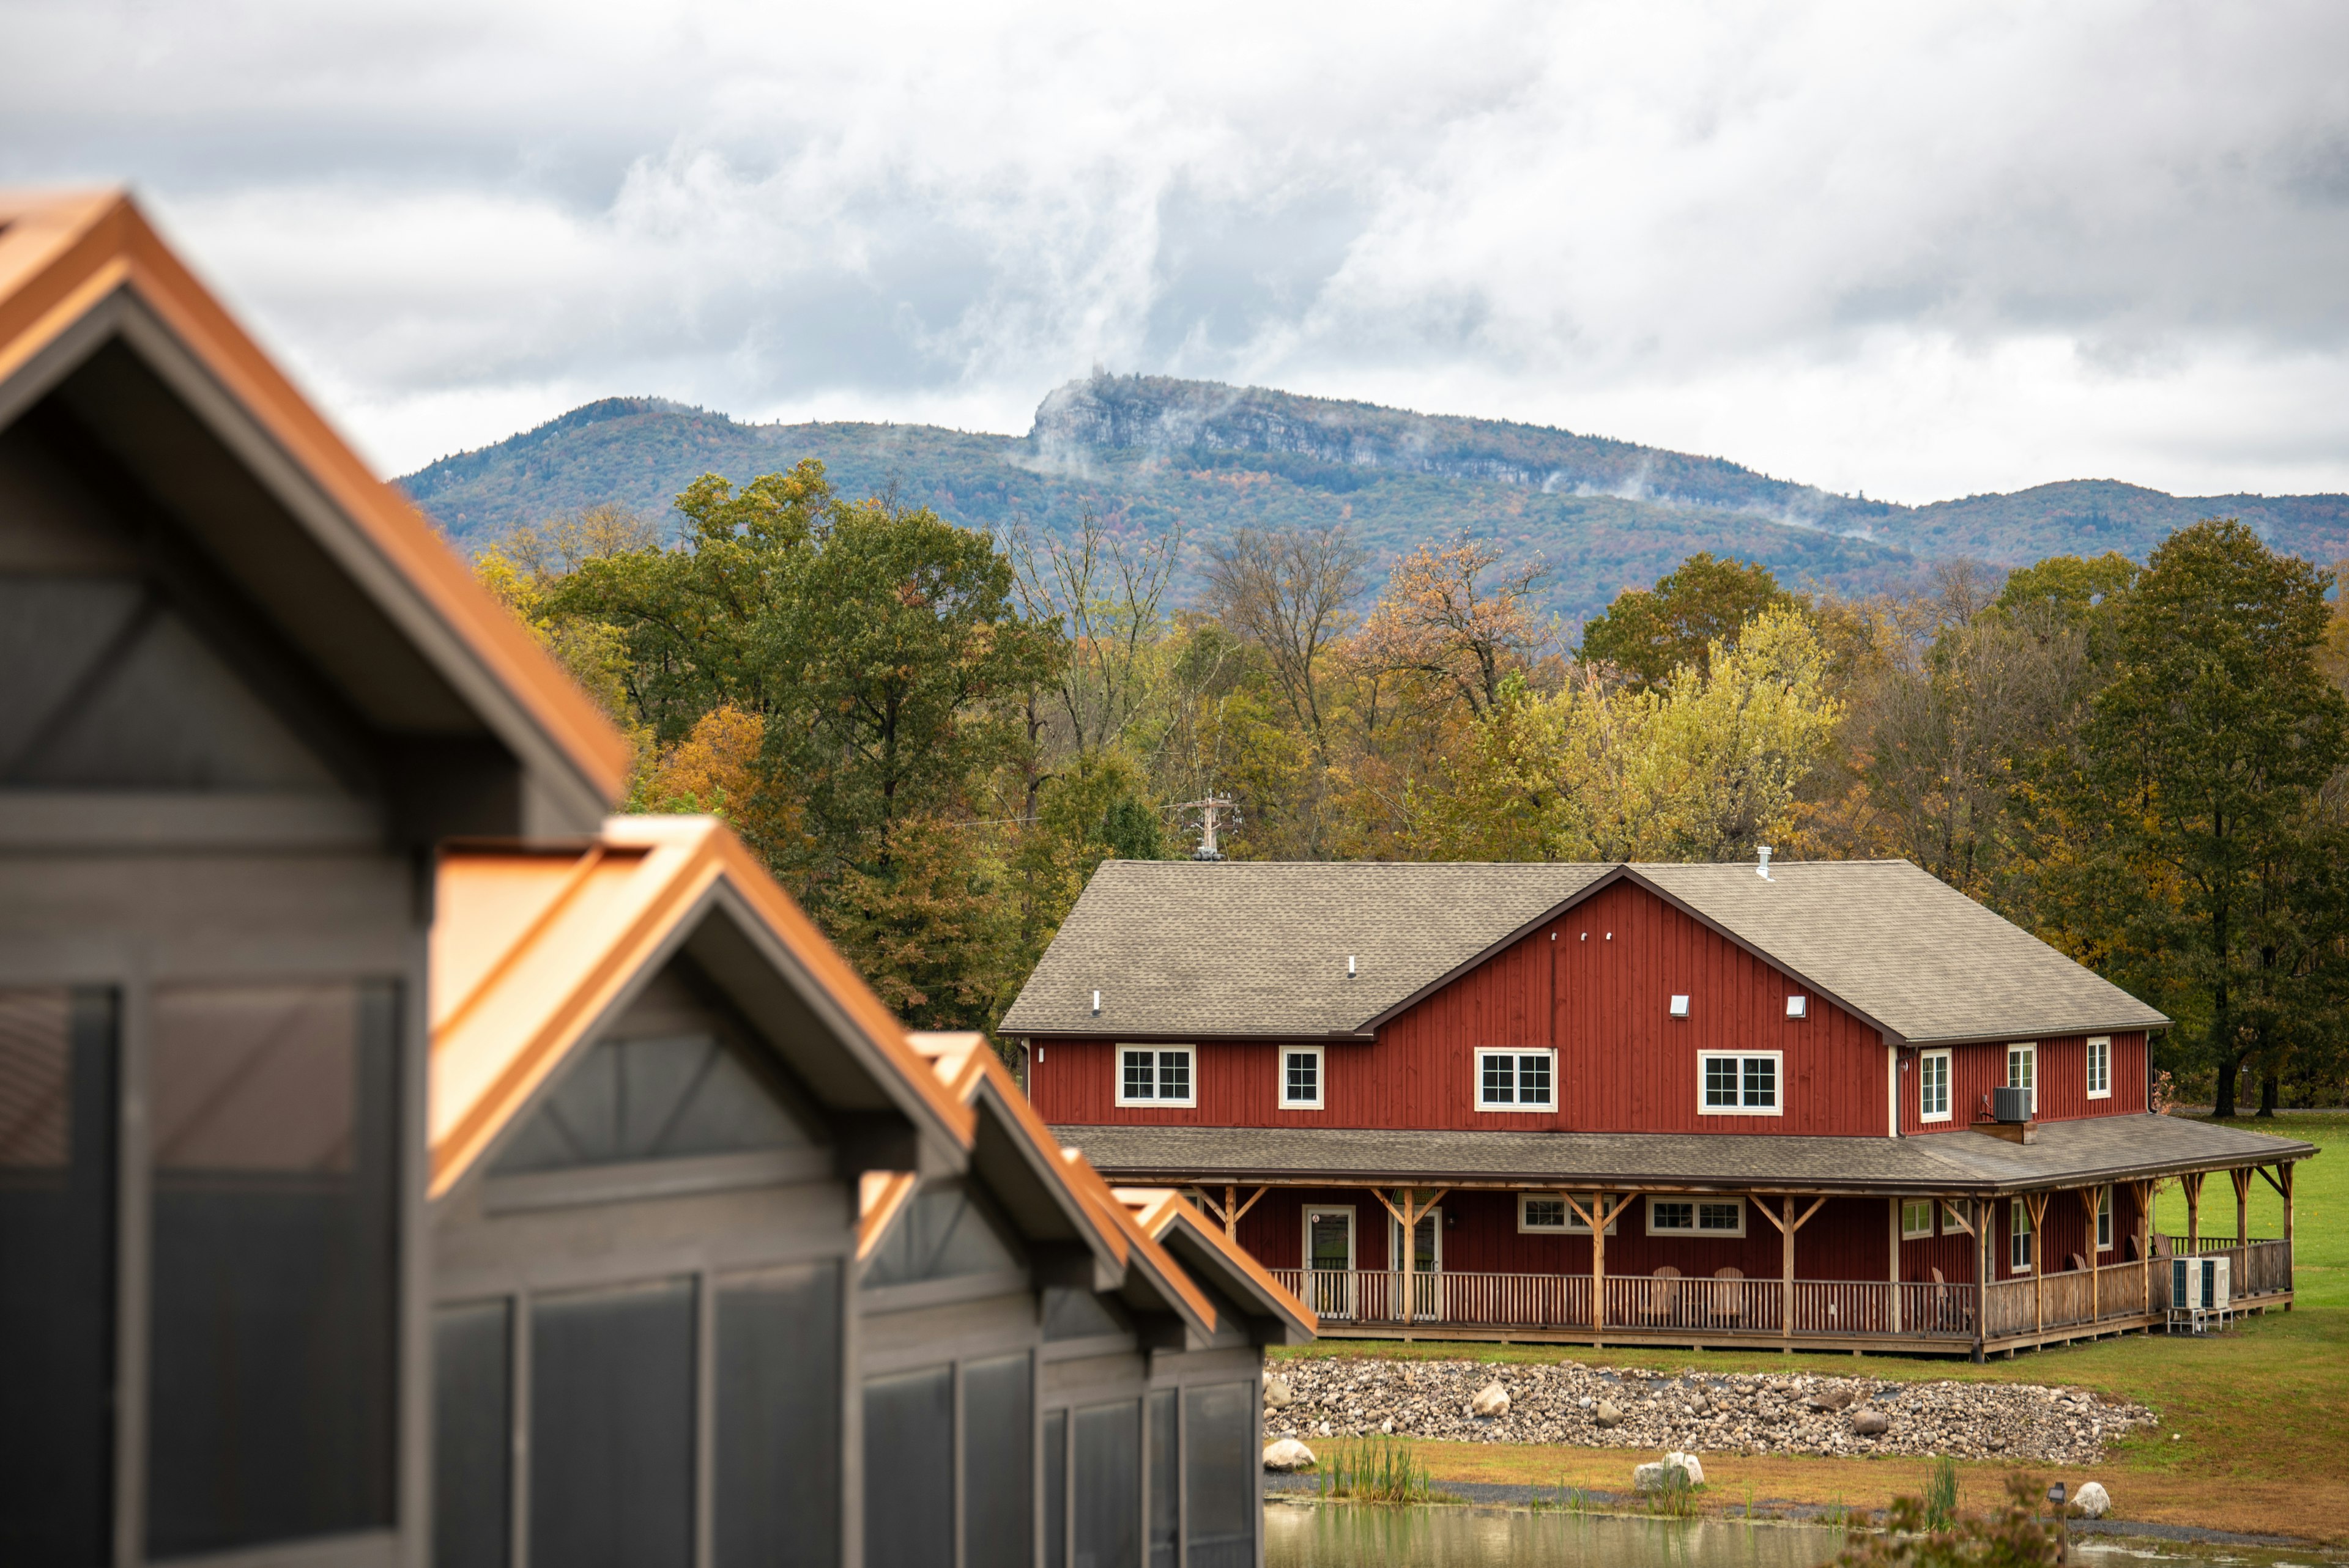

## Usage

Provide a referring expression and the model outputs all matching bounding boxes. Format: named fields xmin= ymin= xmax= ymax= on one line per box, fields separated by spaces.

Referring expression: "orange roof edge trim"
xmin=1071 ymin=1167 xmax=1217 ymax=1332
xmin=1112 ymin=1186 xmax=1319 ymax=1337
xmin=428 ymin=818 xmax=974 ymax=1199
xmin=0 ymin=190 xmax=631 ymax=802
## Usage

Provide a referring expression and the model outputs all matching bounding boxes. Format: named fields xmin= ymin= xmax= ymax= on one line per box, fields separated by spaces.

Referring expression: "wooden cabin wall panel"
xmin=1906 ymin=1032 xmax=2150 ymax=1135
xmin=1900 ymin=1230 xmax=1979 ymax=1285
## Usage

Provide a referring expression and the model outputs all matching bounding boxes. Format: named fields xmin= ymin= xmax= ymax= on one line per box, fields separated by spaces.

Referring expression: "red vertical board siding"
xmin=1901 ymin=1033 xmax=2148 ymax=1134
xmin=1028 ymin=880 xmax=1891 ymax=1134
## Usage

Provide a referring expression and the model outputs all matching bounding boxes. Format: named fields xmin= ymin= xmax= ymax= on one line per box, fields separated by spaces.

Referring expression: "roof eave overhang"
xmin=0 ymin=192 xmax=631 ymax=822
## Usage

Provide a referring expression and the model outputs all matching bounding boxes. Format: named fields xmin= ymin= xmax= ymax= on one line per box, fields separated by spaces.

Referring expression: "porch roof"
xmin=1050 ymin=1115 xmax=2312 ymax=1197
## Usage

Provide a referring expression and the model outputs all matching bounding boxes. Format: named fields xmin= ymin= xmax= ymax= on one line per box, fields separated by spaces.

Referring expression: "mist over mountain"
xmin=399 ymin=375 xmax=2349 ymax=624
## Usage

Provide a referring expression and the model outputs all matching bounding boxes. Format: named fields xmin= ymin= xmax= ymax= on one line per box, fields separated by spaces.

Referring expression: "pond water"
xmin=1264 ymin=1503 xmax=1842 ymax=1568
xmin=1263 ymin=1503 xmax=2342 ymax=1568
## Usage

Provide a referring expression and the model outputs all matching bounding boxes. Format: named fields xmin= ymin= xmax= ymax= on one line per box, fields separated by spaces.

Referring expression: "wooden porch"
xmin=1271 ymin=1235 xmax=2294 ymax=1357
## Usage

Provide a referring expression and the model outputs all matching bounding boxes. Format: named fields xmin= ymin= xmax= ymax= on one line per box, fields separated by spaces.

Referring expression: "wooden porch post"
xmin=2078 ymin=1188 xmax=2099 ymax=1323
xmin=1562 ymin=1192 xmax=1624 ymax=1336
xmin=1975 ymin=1199 xmax=1990 ymax=1361
xmin=1752 ymin=1195 xmax=1825 ymax=1341
xmin=2183 ymin=1170 xmax=2204 ymax=1250
xmin=2026 ymin=1191 xmax=2049 ymax=1334
xmin=2230 ymin=1167 xmax=2251 ymax=1246
xmin=1888 ymin=1197 xmax=1902 ymax=1334
xmin=2283 ymin=1163 xmax=2295 ymax=1244
xmin=2134 ymin=1180 xmax=2153 ymax=1318
xmin=1368 ymin=1186 xmax=1450 ymax=1326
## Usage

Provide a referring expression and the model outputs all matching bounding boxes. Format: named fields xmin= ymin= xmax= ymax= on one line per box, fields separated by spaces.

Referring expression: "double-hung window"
xmin=1698 ymin=1051 xmax=1781 ymax=1115
xmin=1279 ymin=1048 xmax=1323 ymax=1111
xmin=2096 ymin=1186 xmax=2113 ymax=1252
xmin=1475 ymin=1049 xmax=1554 ymax=1112
xmin=1918 ymin=1049 xmax=1951 ymax=1123
xmin=2086 ymin=1037 xmax=2111 ymax=1100
xmin=1901 ymin=1199 xmax=1935 ymax=1240
xmin=1116 ymin=1046 xmax=1195 ymax=1108
xmin=2009 ymin=1198 xmax=2033 ymax=1273
xmin=2006 ymin=1043 xmax=2036 ymax=1113
xmin=1646 ymin=1197 xmax=1745 ymax=1237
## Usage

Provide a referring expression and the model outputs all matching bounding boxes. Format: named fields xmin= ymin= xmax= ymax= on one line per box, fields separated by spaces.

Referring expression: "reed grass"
xmin=1313 ymin=1435 xmax=1449 ymax=1504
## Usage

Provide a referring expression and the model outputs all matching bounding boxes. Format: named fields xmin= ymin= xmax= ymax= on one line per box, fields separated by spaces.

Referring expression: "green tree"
xmin=1578 ymin=551 xmax=1798 ymax=686
xmin=758 ymin=493 xmax=1063 ymax=895
xmin=2075 ymin=520 xmax=2349 ymax=1117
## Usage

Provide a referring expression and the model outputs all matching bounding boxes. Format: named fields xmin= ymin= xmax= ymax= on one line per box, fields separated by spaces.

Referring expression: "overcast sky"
xmin=6 ymin=1 xmax=2348 ymax=501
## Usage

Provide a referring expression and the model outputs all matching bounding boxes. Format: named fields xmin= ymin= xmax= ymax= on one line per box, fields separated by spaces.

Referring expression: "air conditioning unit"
xmin=1992 ymin=1085 xmax=2031 ymax=1123
xmin=2171 ymin=1255 xmax=2232 ymax=1312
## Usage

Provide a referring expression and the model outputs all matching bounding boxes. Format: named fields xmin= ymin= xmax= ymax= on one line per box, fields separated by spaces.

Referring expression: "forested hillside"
xmin=402 ymin=375 xmax=2349 ymax=627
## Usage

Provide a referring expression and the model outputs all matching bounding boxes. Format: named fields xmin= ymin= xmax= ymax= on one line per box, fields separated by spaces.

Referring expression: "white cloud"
xmin=4 ymin=0 xmax=2347 ymax=498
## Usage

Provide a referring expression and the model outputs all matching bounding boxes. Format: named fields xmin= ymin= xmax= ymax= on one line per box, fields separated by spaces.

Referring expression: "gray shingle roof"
xmin=1050 ymin=1116 xmax=2312 ymax=1197
xmin=998 ymin=859 xmax=2168 ymax=1045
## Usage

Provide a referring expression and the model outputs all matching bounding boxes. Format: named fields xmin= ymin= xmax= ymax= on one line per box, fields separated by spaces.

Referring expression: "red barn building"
xmin=1006 ymin=858 xmax=2313 ymax=1358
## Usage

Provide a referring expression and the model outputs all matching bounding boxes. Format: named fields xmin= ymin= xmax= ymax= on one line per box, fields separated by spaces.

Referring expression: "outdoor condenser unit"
xmin=1992 ymin=1085 xmax=2031 ymax=1122
xmin=2171 ymin=1254 xmax=2231 ymax=1312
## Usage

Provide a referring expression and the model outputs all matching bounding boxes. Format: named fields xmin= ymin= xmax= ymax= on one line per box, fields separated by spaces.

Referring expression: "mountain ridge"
xmin=399 ymin=375 xmax=2349 ymax=622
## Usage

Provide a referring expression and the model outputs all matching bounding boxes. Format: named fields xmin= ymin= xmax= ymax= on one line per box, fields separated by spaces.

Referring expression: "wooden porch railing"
xmin=2158 ymin=1236 xmax=2293 ymax=1299
xmin=1272 ymin=1242 xmax=2290 ymax=1343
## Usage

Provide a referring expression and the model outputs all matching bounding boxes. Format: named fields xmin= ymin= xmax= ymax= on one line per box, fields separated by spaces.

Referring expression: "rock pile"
xmin=1264 ymin=1359 xmax=2153 ymax=1465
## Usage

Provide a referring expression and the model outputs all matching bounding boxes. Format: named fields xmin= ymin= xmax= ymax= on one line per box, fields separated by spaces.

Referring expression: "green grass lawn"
xmin=1274 ymin=1114 xmax=2347 ymax=1540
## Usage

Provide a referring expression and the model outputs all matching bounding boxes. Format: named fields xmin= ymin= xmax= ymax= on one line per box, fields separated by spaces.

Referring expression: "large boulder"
xmin=1635 ymin=1455 xmax=1701 ymax=1492
xmin=1664 ymin=1451 xmax=1707 ymax=1486
xmin=1594 ymin=1400 xmax=1625 ymax=1429
xmin=1471 ymin=1381 xmax=1511 ymax=1418
xmin=1263 ymin=1375 xmax=1294 ymax=1410
xmin=1262 ymin=1438 xmax=1316 ymax=1472
xmin=2073 ymin=1482 xmax=2110 ymax=1519
xmin=1849 ymin=1409 xmax=1890 ymax=1437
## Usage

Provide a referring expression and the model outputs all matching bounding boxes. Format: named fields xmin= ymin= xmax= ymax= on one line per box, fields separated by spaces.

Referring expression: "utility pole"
xmin=1174 ymin=794 xmax=1239 ymax=860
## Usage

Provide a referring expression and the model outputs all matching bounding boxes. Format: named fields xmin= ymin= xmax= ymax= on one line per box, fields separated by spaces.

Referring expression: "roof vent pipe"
xmin=1757 ymin=845 xmax=1773 ymax=880
xmin=1091 ymin=989 xmax=1100 ymax=1015
xmin=1347 ymin=955 xmax=1356 ymax=977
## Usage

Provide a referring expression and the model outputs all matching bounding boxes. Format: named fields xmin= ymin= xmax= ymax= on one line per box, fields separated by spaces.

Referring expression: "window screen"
xmin=530 ymin=1278 xmax=697 ymax=1568
xmin=1074 ymin=1400 xmax=1140 ymax=1568
xmin=865 ymin=1367 xmax=954 ymax=1568
xmin=1183 ymin=1383 xmax=1253 ymax=1568
xmin=434 ymin=1300 xmax=511 ymax=1568
xmin=1045 ymin=1410 xmax=1068 ymax=1568
xmin=965 ymin=1355 xmax=1035 ymax=1568
xmin=1148 ymin=1389 xmax=1178 ymax=1568
xmin=146 ymin=981 xmax=398 ymax=1558
xmin=0 ymin=988 xmax=115 ymax=1564
xmin=492 ymin=1032 xmax=806 ymax=1174
xmin=716 ymin=1263 xmax=841 ymax=1568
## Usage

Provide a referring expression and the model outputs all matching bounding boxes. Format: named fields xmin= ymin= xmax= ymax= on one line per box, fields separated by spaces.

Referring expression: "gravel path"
xmin=1265 ymin=1358 xmax=2156 ymax=1465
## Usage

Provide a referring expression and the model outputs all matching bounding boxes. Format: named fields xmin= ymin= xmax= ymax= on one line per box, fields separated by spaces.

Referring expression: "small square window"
xmin=1116 ymin=1046 xmax=1195 ymax=1108
xmin=1280 ymin=1048 xmax=1323 ymax=1111
xmin=1786 ymin=996 xmax=1808 ymax=1019
xmin=1651 ymin=1200 xmax=1694 ymax=1231
xmin=1476 ymin=1049 xmax=1554 ymax=1112
xmin=1698 ymin=1052 xmax=1781 ymax=1116
xmin=1696 ymin=1201 xmax=1743 ymax=1234
xmin=1901 ymin=1199 xmax=1935 ymax=1240
xmin=1668 ymin=995 xmax=1690 ymax=1018
xmin=1519 ymin=1196 xmax=1568 ymax=1232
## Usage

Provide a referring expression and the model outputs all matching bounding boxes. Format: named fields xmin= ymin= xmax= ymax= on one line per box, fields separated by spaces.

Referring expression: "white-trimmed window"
xmin=2006 ymin=1043 xmax=2036 ymax=1113
xmin=1941 ymin=1199 xmax=1969 ymax=1234
xmin=1647 ymin=1197 xmax=1745 ymax=1238
xmin=1698 ymin=1051 xmax=1781 ymax=1115
xmin=1919 ymin=1049 xmax=1951 ymax=1123
xmin=2087 ymin=1037 xmax=2110 ymax=1100
xmin=2096 ymin=1185 xmax=2113 ymax=1252
xmin=2009 ymin=1198 xmax=2033 ymax=1273
xmin=1519 ymin=1191 xmax=1617 ymax=1234
xmin=1901 ymin=1199 xmax=1935 ymax=1240
xmin=1280 ymin=1046 xmax=1324 ymax=1110
xmin=1476 ymin=1049 xmax=1555 ymax=1111
xmin=1116 ymin=1045 xmax=1195 ymax=1107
